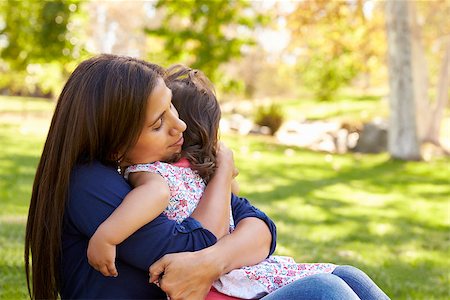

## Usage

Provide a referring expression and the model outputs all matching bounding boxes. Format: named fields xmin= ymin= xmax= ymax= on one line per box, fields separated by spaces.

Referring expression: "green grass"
xmin=0 ymin=97 xmax=51 ymax=299
xmin=1 ymin=96 xmax=449 ymax=299
xmin=248 ymin=92 xmax=389 ymax=124
xmin=223 ymin=134 xmax=450 ymax=299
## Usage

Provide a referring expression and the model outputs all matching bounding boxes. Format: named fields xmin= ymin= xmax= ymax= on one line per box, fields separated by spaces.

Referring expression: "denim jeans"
xmin=261 ymin=265 xmax=390 ymax=300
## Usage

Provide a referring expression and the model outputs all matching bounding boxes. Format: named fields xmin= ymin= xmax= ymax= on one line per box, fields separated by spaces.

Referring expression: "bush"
xmin=254 ymin=104 xmax=284 ymax=135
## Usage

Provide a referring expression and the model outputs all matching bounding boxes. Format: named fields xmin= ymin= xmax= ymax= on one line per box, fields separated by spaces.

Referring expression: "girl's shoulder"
xmin=124 ymin=160 xmax=193 ymax=180
xmin=124 ymin=161 xmax=165 ymax=179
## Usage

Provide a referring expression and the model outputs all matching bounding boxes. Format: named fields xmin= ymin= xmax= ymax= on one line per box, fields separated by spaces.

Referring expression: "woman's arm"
xmin=70 ymin=161 xmax=275 ymax=293
xmin=87 ymin=172 xmax=169 ymax=277
xmin=149 ymin=215 xmax=273 ymax=300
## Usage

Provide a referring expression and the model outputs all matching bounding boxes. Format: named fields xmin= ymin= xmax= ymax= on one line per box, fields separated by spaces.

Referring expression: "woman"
xmin=25 ymin=54 xmax=385 ymax=300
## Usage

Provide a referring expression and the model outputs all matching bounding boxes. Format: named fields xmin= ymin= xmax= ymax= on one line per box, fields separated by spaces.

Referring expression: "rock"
xmin=352 ymin=121 xmax=388 ymax=153
xmin=276 ymin=120 xmax=341 ymax=147
xmin=228 ymin=114 xmax=254 ymax=135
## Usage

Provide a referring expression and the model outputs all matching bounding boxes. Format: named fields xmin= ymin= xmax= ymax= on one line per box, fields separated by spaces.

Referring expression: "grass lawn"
xmin=0 ymin=96 xmax=449 ymax=299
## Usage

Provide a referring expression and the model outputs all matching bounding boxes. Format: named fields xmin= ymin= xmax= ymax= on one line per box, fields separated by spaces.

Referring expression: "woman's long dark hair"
xmin=165 ymin=65 xmax=221 ymax=182
xmin=24 ymin=54 xmax=164 ymax=299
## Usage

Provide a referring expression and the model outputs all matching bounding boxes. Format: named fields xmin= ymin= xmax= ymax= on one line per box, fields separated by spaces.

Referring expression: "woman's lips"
xmin=171 ymin=137 xmax=184 ymax=147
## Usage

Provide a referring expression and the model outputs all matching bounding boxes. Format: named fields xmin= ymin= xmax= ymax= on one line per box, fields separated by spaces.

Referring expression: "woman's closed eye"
xmin=152 ymin=118 xmax=163 ymax=131
xmin=152 ymin=104 xmax=176 ymax=131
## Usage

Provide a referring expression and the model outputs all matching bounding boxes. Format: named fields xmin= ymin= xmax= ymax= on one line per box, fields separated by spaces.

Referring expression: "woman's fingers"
xmin=149 ymin=251 xmax=218 ymax=299
xmin=149 ymin=255 xmax=168 ymax=283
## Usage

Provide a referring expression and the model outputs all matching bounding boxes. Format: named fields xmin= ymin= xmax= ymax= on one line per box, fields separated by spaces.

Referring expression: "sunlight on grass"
xmin=0 ymin=95 xmax=54 ymax=113
xmin=280 ymin=93 xmax=388 ymax=122
xmin=221 ymin=133 xmax=449 ymax=299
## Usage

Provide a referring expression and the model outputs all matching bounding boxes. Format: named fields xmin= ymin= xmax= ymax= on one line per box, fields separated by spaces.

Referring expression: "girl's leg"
xmin=261 ymin=273 xmax=360 ymax=300
xmin=332 ymin=265 xmax=390 ymax=300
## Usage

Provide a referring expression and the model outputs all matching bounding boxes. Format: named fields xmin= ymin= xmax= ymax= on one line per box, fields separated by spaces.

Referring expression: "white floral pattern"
xmin=125 ymin=160 xmax=208 ymax=224
xmin=215 ymin=257 xmax=336 ymax=298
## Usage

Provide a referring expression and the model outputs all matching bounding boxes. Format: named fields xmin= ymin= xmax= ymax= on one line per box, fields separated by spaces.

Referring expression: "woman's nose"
xmin=170 ymin=117 xmax=187 ymax=136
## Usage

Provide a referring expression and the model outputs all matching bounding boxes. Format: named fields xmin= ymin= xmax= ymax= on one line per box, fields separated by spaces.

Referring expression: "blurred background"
xmin=0 ymin=0 xmax=449 ymax=299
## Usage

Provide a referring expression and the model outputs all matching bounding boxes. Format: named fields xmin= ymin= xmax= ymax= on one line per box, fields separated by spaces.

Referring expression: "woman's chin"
xmin=164 ymin=152 xmax=182 ymax=163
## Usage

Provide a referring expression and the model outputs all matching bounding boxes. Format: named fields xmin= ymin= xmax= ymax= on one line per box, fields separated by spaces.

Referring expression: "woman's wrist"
xmin=195 ymin=244 xmax=228 ymax=279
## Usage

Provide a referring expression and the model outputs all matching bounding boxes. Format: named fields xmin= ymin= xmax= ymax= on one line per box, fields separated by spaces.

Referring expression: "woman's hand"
xmin=148 ymin=217 xmax=272 ymax=299
xmin=149 ymin=249 xmax=223 ymax=300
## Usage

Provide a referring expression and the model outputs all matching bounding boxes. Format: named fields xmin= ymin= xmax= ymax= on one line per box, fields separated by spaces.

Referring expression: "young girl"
xmin=87 ymin=66 xmax=389 ymax=300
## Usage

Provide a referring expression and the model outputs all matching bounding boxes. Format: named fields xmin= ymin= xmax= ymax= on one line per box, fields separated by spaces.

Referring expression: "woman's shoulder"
xmin=72 ymin=160 xmax=119 ymax=179
xmin=71 ymin=160 xmax=130 ymax=193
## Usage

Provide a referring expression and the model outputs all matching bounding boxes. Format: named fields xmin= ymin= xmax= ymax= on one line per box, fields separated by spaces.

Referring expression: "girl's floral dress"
xmin=125 ymin=159 xmax=336 ymax=299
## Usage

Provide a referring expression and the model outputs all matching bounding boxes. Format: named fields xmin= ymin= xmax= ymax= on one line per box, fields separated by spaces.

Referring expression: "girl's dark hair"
xmin=165 ymin=65 xmax=221 ymax=182
xmin=25 ymin=54 xmax=164 ymax=299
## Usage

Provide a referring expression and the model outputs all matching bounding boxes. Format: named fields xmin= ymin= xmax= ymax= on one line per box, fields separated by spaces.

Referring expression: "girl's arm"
xmin=231 ymin=178 xmax=240 ymax=195
xmin=190 ymin=143 xmax=234 ymax=239
xmin=87 ymin=172 xmax=169 ymax=277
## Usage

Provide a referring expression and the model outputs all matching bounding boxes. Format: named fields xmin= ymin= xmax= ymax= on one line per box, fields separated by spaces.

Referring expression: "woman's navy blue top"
xmin=60 ymin=161 xmax=277 ymax=299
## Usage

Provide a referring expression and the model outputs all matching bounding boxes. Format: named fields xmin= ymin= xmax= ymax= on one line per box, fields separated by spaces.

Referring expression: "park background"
xmin=0 ymin=0 xmax=449 ymax=299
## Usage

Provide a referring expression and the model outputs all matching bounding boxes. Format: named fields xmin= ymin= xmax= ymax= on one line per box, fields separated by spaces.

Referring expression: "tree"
xmin=0 ymin=0 xmax=80 ymax=69
xmin=0 ymin=0 xmax=82 ymax=96
xmin=145 ymin=0 xmax=263 ymax=84
xmin=385 ymin=0 xmax=421 ymax=160
xmin=287 ymin=0 xmax=386 ymax=101
xmin=83 ymin=1 xmax=150 ymax=56
xmin=409 ymin=1 xmax=450 ymax=147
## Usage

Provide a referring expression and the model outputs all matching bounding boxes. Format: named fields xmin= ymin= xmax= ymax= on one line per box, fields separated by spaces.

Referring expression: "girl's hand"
xmin=87 ymin=234 xmax=118 ymax=277
xmin=232 ymin=167 xmax=239 ymax=179
xmin=215 ymin=142 xmax=235 ymax=180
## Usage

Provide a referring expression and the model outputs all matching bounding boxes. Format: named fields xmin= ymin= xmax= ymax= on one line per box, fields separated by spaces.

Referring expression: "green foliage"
xmin=254 ymin=104 xmax=284 ymax=135
xmin=146 ymin=0 xmax=263 ymax=85
xmin=0 ymin=0 xmax=80 ymax=69
xmin=0 ymin=63 xmax=66 ymax=96
xmin=0 ymin=0 xmax=83 ymax=96
xmin=300 ymin=49 xmax=359 ymax=101
xmin=288 ymin=1 xmax=386 ymax=101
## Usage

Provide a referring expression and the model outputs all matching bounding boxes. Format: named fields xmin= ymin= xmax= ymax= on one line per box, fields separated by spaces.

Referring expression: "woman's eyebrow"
xmin=149 ymin=87 xmax=172 ymax=126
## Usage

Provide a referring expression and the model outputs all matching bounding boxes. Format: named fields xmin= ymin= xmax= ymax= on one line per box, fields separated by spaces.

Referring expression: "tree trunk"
xmin=410 ymin=2 xmax=431 ymax=142
xmin=385 ymin=0 xmax=421 ymax=160
xmin=410 ymin=2 xmax=450 ymax=147
xmin=424 ymin=38 xmax=450 ymax=145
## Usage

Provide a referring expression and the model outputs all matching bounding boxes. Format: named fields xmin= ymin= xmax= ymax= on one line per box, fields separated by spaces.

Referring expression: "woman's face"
xmin=122 ymin=78 xmax=187 ymax=166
